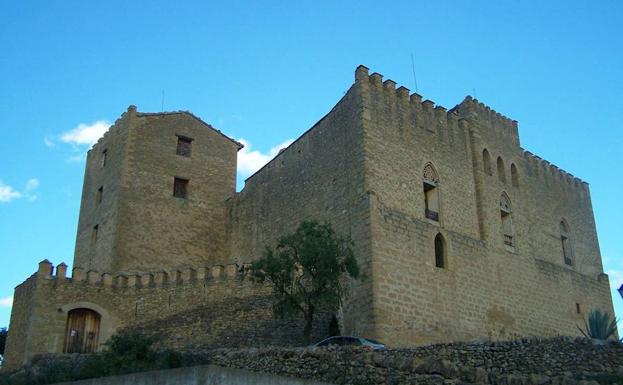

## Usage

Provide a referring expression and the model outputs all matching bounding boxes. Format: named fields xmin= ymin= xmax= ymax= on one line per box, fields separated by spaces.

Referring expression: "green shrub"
xmin=0 ymin=329 xmax=188 ymax=385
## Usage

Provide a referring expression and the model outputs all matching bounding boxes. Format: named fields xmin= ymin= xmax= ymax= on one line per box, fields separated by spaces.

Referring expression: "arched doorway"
xmin=64 ymin=308 xmax=101 ymax=353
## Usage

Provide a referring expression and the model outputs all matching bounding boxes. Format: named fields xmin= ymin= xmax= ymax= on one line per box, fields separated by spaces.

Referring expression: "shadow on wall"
xmin=134 ymin=295 xmax=333 ymax=349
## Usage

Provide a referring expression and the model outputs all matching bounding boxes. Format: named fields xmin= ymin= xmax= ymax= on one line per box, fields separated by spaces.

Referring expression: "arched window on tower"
xmin=434 ymin=233 xmax=446 ymax=268
xmin=497 ymin=157 xmax=506 ymax=183
xmin=560 ymin=220 xmax=573 ymax=266
xmin=500 ymin=193 xmax=514 ymax=247
xmin=511 ymin=163 xmax=519 ymax=187
xmin=483 ymin=149 xmax=492 ymax=176
xmin=423 ymin=163 xmax=440 ymax=222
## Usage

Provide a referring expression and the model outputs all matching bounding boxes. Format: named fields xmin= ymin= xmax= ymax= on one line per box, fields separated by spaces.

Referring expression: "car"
xmin=313 ymin=336 xmax=386 ymax=350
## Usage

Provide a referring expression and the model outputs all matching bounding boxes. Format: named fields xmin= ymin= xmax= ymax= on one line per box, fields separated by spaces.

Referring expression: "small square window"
xmin=100 ymin=149 xmax=108 ymax=168
xmin=96 ymin=186 xmax=103 ymax=205
xmin=173 ymin=177 xmax=189 ymax=199
xmin=176 ymin=136 xmax=193 ymax=157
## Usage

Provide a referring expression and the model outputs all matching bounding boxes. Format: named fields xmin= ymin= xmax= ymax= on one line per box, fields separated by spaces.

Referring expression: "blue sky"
xmin=0 ymin=1 xmax=621 ymax=332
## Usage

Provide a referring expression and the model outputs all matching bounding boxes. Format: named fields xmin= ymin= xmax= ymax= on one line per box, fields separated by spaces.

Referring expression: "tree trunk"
xmin=303 ymin=310 xmax=314 ymax=345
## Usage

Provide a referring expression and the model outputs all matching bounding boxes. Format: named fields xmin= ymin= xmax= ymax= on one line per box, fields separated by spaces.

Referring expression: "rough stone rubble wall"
xmin=20 ymin=338 xmax=623 ymax=385
xmin=189 ymin=338 xmax=623 ymax=385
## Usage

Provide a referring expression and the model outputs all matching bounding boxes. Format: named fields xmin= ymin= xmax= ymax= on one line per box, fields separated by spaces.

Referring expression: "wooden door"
xmin=64 ymin=308 xmax=101 ymax=353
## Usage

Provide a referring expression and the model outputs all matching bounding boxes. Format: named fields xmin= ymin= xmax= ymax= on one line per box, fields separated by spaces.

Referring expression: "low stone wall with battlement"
xmin=2 ymin=260 xmax=333 ymax=372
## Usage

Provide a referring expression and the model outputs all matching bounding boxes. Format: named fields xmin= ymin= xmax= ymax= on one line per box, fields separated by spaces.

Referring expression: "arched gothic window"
xmin=483 ymin=149 xmax=492 ymax=176
xmin=500 ymin=193 xmax=514 ymax=247
xmin=64 ymin=308 xmax=101 ymax=353
xmin=423 ymin=163 xmax=440 ymax=222
xmin=511 ymin=163 xmax=519 ymax=187
xmin=497 ymin=157 xmax=506 ymax=183
xmin=434 ymin=233 xmax=446 ymax=268
xmin=560 ymin=220 xmax=573 ymax=266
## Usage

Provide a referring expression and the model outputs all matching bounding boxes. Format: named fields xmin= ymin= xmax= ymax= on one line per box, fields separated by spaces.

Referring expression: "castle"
xmin=3 ymin=66 xmax=615 ymax=371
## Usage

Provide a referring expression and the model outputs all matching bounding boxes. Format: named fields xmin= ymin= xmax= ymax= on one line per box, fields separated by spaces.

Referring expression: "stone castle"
xmin=3 ymin=66 xmax=615 ymax=371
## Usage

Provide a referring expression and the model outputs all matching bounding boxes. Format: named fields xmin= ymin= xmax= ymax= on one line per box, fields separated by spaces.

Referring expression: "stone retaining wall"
xmin=5 ymin=337 xmax=623 ymax=385
xmin=183 ymin=337 xmax=623 ymax=385
xmin=54 ymin=365 xmax=333 ymax=385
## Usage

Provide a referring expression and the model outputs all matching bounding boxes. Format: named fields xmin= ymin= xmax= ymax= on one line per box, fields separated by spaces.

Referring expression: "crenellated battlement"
xmin=31 ymin=259 xmax=253 ymax=291
xmin=522 ymin=150 xmax=588 ymax=191
xmin=355 ymin=65 xmax=521 ymax=146
xmin=456 ymin=96 xmax=518 ymax=133
xmin=355 ymin=65 xmax=466 ymax=136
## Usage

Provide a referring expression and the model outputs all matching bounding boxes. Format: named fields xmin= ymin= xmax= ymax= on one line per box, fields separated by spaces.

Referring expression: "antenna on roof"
xmin=161 ymin=90 xmax=165 ymax=112
xmin=410 ymin=53 xmax=419 ymax=93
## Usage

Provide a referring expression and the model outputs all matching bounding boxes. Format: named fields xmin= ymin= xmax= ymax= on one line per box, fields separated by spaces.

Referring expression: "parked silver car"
xmin=314 ymin=336 xmax=386 ymax=350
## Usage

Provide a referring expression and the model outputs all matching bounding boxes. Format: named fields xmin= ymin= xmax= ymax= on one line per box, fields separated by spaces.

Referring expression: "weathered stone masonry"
xmin=3 ymin=65 xmax=616 ymax=371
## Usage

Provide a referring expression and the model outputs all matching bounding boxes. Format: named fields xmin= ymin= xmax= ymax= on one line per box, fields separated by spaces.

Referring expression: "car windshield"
xmin=344 ymin=337 xmax=362 ymax=346
xmin=363 ymin=338 xmax=382 ymax=345
xmin=317 ymin=337 xmax=363 ymax=346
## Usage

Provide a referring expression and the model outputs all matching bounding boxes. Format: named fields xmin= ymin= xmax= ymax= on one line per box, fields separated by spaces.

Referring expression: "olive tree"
xmin=251 ymin=221 xmax=359 ymax=344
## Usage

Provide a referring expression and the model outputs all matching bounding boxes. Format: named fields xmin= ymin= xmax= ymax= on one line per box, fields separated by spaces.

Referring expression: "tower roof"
xmin=134 ymin=107 xmax=244 ymax=150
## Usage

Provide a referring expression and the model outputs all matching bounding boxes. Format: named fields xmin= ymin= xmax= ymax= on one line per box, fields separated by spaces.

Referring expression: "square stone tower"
xmin=73 ymin=106 xmax=243 ymax=272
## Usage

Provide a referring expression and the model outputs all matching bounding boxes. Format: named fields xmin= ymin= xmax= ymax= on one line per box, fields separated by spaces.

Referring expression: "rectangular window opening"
xmin=501 ymin=211 xmax=514 ymax=246
xmin=173 ymin=177 xmax=189 ymax=199
xmin=576 ymin=303 xmax=581 ymax=314
xmin=92 ymin=225 xmax=99 ymax=245
xmin=100 ymin=149 xmax=107 ymax=168
xmin=96 ymin=186 xmax=103 ymax=205
xmin=562 ymin=236 xmax=573 ymax=266
xmin=176 ymin=136 xmax=193 ymax=157
xmin=423 ymin=182 xmax=439 ymax=222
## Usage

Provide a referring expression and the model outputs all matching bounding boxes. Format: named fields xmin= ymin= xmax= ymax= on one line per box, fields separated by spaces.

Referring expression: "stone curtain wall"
xmin=2 ymin=277 xmax=37 ymax=374
xmin=354 ymin=66 xmax=615 ymax=346
xmin=2 ymin=260 xmax=332 ymax=371
xmin=229 ymin=79 xmax=375 ymax=338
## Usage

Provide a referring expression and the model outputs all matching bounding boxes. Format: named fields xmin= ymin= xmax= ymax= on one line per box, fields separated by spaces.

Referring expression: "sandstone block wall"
xmin=74 ymin=111 xmax=131 ymax=271
xmin=354 ymin=66 xmax=614 ymax=346
xmin=229 ymin=81 xmax=374 ymax=338
xmin=115 ymin=109 xmax=241 ymax=271
xmin=74 ymin=107 xmax=242 ymax=272
xmin=2 ymin=260 xmax=331 ymax=372
xmin=4 ymin=65 xmax=616 ymax=373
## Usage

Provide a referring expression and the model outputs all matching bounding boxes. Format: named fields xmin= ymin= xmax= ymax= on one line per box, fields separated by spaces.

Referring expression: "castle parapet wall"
xmin=355 ymin=65 xmax=468 ymax=151
xmin=31 ymin=260 xmax=253 ymax=290
xmin=457 ymin=96 xmax=519 ymax=144
xmin=4 ymin=259 xmax=331 ymax=371
xmin=354 ymin=66 xmax=590 ymax=202
xmin=522 ymin=150 xmax=590 ymax=200
xmin=356 ymin=66 xmax=521 ymax=148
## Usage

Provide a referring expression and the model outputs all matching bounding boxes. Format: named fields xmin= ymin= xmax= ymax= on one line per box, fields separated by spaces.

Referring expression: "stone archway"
xmin=64 ymin=308 xmax=101 ymax=353
xmin=60 ymin=301 xmax=117 ymax=353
